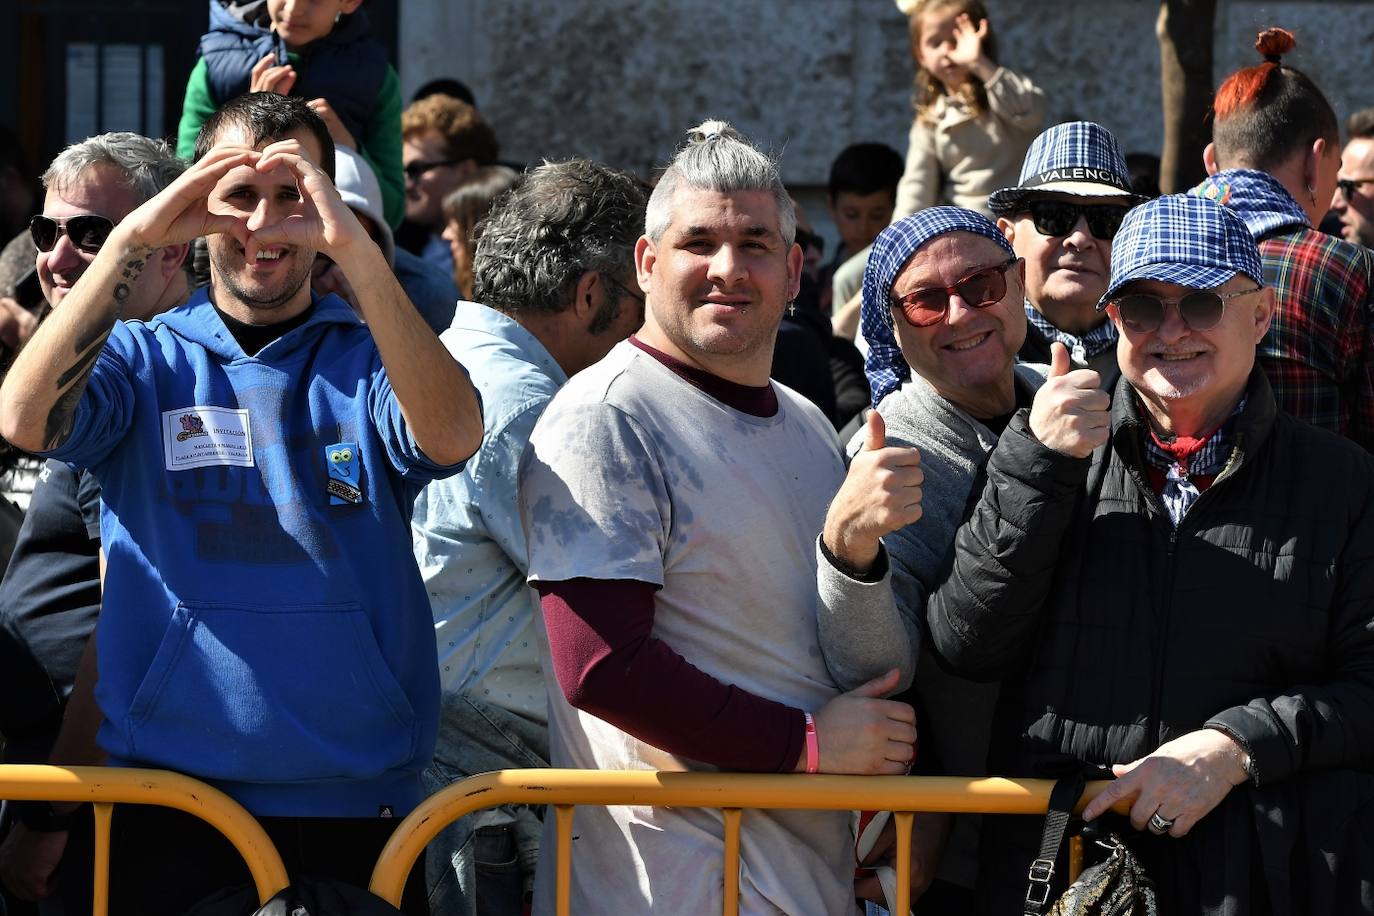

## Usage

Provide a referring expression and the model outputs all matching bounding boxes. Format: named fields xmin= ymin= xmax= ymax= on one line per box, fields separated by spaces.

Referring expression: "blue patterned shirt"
xmin=1141 ymin=398 xmax=1246 ymax=527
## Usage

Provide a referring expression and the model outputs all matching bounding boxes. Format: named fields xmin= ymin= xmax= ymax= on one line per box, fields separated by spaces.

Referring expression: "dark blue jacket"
xmin=198 ymin=0 xmax=387 ymax=144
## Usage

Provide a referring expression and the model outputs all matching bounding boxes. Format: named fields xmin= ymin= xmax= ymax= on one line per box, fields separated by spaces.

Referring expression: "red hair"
xmin=1213 ymin=28 xmax=1295 ymax=120
xmin=1209 ymin=26 xmax=1336 ymax=171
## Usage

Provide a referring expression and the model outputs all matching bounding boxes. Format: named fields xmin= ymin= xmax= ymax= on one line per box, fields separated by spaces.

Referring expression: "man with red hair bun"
xmin=1197 ymin=26 xmax=1374 ymax=450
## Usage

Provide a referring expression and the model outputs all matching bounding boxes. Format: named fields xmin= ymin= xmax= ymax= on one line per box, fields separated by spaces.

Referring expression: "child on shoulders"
xmin=176 ymin=0 xmax=404 ymax=229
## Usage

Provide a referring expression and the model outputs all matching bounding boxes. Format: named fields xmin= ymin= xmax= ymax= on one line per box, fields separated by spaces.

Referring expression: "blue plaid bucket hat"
xmin=1098 ymin=194 xmax=1264 ymax=308
xmin=861 ymin=207 xmax=1015 ymax=407
xmin=988 ymin=121 xmax=1145 ymax=216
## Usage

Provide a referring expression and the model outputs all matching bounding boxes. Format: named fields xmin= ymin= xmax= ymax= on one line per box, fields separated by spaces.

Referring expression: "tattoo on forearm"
xmin=54 ymin=335 xmax=105 ymax=390
xmin=112 ymin=254 xmax=145 ymax=316
xmin=42 ymin=383 xmax=83 ymax=451
xmin=40 ymin=252 xmax=150 ymax=450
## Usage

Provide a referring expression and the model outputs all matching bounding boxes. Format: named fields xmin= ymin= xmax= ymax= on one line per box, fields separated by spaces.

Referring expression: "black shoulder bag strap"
xmin=1025 ymin=773 xmax=1087 ymax=915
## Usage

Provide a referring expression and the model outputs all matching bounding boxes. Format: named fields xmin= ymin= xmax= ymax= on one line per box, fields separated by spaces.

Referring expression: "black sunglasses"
xmin=1108 ymin=286 xmax=1262 ymax=334
xmin=403 ymin=159 xmax=463 ymax=182
xmin=1026 ymin=200 xmax=1130 ymax=240
xmin=890 ymin=257 xmax=1020 ymax=328
xmin=29 ymin=213 xmax=116 ymax=255
xmin=1336 ymin=178 xmax=1374 ymax=200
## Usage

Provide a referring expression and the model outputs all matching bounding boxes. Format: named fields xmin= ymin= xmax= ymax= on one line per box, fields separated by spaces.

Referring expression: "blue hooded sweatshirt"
xmin=45 ymin=290 xmax=466 ymax=817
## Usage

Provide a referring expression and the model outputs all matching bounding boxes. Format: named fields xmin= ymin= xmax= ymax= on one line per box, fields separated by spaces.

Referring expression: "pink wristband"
xmin=803 ymin=711 xmax=819 ymax=774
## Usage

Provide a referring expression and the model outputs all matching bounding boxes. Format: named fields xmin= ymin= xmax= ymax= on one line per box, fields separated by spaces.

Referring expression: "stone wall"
xmin=400 ymin=0 xmax=1374 ymax=188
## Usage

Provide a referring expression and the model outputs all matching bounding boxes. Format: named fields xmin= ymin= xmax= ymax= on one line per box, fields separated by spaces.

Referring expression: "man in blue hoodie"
xmin=0 ymin=92 xmax=482 ymax=915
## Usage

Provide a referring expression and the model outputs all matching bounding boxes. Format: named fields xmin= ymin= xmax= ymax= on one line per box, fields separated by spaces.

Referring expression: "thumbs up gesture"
xmin=1028 ymin=342 xmax=1111 ymax=458
xmin=822 ymin=409 xmax=925 ymax=574
xmin=861 ymin=408 xmax=887 ymax=453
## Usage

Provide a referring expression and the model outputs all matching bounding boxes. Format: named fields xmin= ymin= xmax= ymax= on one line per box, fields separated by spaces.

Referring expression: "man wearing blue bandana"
xmin=818 ymin=206 xmax=1046 ymax=908
xmin=927 ymin=193 xmax=1374 ymax=912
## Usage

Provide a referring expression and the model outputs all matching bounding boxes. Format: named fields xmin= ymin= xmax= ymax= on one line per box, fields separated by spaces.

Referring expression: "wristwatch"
xmin=1205 ymin=723 xmax=1258 ymax=785
xmin=1239 ymin=749 xmax=1258 ymax=783
xmin=15 ymin=800 xmax=79 ymax=833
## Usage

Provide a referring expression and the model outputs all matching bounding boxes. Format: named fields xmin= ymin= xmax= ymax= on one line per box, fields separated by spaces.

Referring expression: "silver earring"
xmin=334 ymin=10 xmax=343 ymax=23
xmin=787 ymin=300 xmax=796 ymax=317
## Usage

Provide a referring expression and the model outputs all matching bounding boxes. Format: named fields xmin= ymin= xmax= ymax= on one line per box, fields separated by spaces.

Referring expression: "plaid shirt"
xmin=1193 ymin=169 xmax=1374 ymax=450
xmin=1257 ymin=229 xmax=1374 ymax=449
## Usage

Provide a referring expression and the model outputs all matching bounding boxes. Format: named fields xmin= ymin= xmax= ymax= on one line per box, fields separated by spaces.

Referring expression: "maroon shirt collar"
xmin=630 ymin=336 xmax=779 ymax=418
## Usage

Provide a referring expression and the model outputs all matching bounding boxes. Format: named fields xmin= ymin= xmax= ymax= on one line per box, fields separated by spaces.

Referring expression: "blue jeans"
xmin=423 ymin=692 xmax=548 ymax=916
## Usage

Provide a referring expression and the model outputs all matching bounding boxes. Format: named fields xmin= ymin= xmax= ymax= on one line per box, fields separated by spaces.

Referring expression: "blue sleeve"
xmin=42 ymin=325 xmax=139 ymax=471
xmin=367 ymin=360 xmax=479 ymax=484
xmin=470 ymin=397 xmax=551 ymax=571
xmin=394 ymin=248 xmax=459 ymax=335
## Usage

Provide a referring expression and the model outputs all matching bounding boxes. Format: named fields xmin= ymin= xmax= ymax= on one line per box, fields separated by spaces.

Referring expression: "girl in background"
xmin=895 ymin=0 xmax=1046 ymax=218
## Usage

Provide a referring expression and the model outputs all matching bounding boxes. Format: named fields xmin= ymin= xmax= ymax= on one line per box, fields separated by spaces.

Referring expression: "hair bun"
xmin=1255 ymin=27 xmax=1295 ymax=63
xmin=686 ymin=119 xmax=744 ymax=145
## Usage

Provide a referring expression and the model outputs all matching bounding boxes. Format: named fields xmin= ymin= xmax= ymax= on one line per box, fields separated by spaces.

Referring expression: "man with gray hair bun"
xmin=0 ymin=131 xmax=191 ymax=905
xmin=411 ymin=157 xmax=648 ymax=916
xmin=520 ymin=120 xmax=918 ymax=914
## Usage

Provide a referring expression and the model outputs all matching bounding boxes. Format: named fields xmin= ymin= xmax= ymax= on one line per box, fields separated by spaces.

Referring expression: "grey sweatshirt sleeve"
xmin=815 ymin=536 xmax=919 ymax=694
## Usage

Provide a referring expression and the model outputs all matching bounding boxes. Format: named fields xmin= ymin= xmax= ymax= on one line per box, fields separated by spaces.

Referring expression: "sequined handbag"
xmin=1026 ymin=775 xmax=1159 ymax=916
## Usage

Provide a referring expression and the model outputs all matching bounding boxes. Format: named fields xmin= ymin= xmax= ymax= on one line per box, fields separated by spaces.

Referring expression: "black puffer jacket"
xmin=927 ymin=368 xmax=1374 ymax=913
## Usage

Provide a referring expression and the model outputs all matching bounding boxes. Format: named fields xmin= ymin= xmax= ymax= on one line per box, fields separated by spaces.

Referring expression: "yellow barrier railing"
xmin=369 ymin=769 xmax=1115 ymax=915
xmin=0 ymin=765 xmax=290 ymax=915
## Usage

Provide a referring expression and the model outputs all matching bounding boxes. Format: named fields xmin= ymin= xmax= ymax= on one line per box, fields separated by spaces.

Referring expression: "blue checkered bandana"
xmin=988 ymin=120 xmax=1139 ymax=215
xmin=861 ymin=207 xmax=1015 ymax=407
xmin=1100 ymin=194 xmax=1265 ymax=307
xmin=1190 ymin=168 xmax=1309 ymax=240
xmin=1025 ymin=302 xmax=1118 ymax=362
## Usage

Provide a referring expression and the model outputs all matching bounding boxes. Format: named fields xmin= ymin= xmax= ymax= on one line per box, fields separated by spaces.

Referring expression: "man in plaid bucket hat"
xmin=990 ymin=121 xmax=1146 ymax=392
xmin=924 ymin=193 xmax=1374 ymax=912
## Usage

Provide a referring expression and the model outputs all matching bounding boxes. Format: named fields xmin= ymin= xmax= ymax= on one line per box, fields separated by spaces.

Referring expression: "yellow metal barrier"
xmin=369 ymin=769 xmax=1115 ymax=915
xmin=0 ymin=765 xmax=290 ymax=915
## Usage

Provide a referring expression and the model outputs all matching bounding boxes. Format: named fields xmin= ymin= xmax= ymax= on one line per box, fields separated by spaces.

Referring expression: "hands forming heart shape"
xmin=118 ymin=140 xmax=366 ymax=262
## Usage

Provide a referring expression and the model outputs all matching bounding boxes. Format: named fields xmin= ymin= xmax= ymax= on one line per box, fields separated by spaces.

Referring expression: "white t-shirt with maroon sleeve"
xmin=520 ymin=340 xmax=852 ymax=916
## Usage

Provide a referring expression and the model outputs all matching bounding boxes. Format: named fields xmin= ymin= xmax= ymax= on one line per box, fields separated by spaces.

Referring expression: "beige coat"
xmin=894 ymin=66 xmax=1048 ymax=219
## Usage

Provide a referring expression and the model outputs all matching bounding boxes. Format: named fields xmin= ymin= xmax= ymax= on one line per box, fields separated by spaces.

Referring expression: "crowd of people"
xmin=0 ymin=0 xmax=1372 ymax=914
